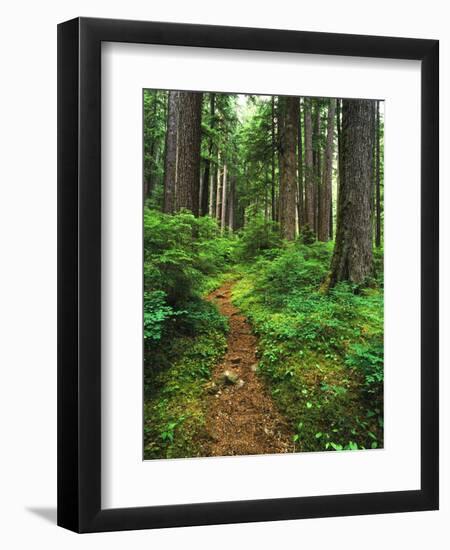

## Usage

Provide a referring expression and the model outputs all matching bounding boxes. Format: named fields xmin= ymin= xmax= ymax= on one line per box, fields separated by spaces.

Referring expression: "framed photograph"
xmin=57 ymin=17 xmax=439 ymax=533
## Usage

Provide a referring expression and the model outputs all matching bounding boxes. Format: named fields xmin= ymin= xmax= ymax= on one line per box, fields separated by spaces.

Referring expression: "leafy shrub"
xmin=299 ymin=225 xmax=315 ymax=245
xmin=254 ymin=244 xmax=330 ymax=306
xmin=144 ymin=290 xmax=176 ymax=344
xmin=235 ymin=215 xmax=281 ymax=261
xmin=143 ymin=208 xmax=234 ymax=341
xmin=144 ymin=208 xmax=235 ymax=303
xmin=345 ymin=337 xmax=384 ymax=398
xmin=175 ymin=297 xmax=228 ymax=337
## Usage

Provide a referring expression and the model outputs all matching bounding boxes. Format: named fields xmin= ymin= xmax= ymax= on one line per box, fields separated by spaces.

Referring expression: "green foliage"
xmin=299 ymin=225 xmax=316 ymax=245
xmin=233 ymin=241 xmax=384 ymax=453
xmin=175 ymin=298 xmax=229 ymax=337
xmin=257 ymin=243 xmax=331 ymax=300
xmin=142 ymin=92 xmax=385 ymax=460
xmin=144 ymin=208 xmax=235 ymax=302
xmin=144 ymin=290 xmax=176 ymax=343
xmin=345 ymin=337 xmax=384 ymax=398
xmin=234 ymin=215 xmax=281 ymax=261
xmin=144 ymin=331 xmax=227 ymax=459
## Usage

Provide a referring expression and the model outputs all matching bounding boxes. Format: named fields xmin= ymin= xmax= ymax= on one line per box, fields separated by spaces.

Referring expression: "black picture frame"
xmin=57 ymin=16 xmax=439 ymax=533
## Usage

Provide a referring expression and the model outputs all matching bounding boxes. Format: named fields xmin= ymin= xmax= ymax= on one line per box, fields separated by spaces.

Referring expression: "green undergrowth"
xmin=144 ymin=330 xmax=226 ymax=459
xmin=143 ymin=209 xmax=384 ymax=457
xmin=143 ymin=208 xmax=233 ymax=459
xmin=233 ymin=240 xmax=384 ymax=452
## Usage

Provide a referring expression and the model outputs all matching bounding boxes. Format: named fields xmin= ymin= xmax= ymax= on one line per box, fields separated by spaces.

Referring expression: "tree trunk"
xmin=163 ymin=91 xmax=178 ymax=213
xmin=318 ymin=99 xmax=335 ymax=241
xmin=208 ymin=163 xmax=216 ymax=217
xmin=221 ymin=163 xmax=228 ymax=233
xmin=297 ymin=97 xmax=304 ymax=230
xmin=228 ymin=174 xmax=235 ymax=231
xmin=278 ymin=96 xmax=298 ymax=241
xmin=327 ymin=99 xmax=375 ymax=287
xmin=215 ymin=151 xmax=222 ymax=221
xmin=146 ymin=94 xmax=158 ymax=199
xmin=271 ymin=96 xmax=276 ymax=222
xmin=175 ymin=91 xmax=203 ymax=215
xmin=201 ymin=94 xmax=215 ymax=216
xmin=336 ymin=98 xmax=342 ymax=213
xmin=375 ymin=101 xmax=382 ymax=247
xmin=329 ymin=201 xmax=333 ymax=239
xmin=276 ymin=98 xmax=283 ymax=224
xmin=313 ymin=100 xmax=321 ymax=235
xmin=303 ymin=97 xmax=314 ymax=233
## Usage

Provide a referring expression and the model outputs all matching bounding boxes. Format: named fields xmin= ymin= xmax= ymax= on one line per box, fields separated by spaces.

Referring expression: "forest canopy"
xmin=143 ymin=90 xmax=384 ymax=460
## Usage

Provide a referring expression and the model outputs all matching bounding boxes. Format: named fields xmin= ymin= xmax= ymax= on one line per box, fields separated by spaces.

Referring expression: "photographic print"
xmin=143 ymin=90 xmax=384 ymax=460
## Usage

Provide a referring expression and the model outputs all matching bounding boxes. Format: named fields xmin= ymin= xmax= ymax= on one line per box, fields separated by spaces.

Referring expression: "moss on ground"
xmin=144 ymin=330 xmax=227 ymax=459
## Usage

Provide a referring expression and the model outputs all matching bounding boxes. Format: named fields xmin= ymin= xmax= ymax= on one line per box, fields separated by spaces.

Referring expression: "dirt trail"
xmin=203 ymin=280 xmax=294 ymax=457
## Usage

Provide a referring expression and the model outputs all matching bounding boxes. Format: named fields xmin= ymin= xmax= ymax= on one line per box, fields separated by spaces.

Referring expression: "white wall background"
xmin=0 ymin=0 xmax=447 ymax=548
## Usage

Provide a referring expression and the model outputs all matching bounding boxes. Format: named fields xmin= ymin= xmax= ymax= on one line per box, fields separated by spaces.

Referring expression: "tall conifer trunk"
xmin=163 ymin=91 xmax=179 ymax=213
xmin=175 ymin=91 xmax=203 ymax=215
xmin=318 ymin=99 xmax=335 ymax=241
xmin=303 ymin=98 xmax=314 ymax=233
xmin=375 ymin=101 xmax=382 ymax=247
xmin=271 ymin=96 xmax=276 ymax=222
xmin=201 ymin=93 xmax=215 ymax=216
xmin=327 ymin=99 xmax=375 ymax=286
xmin=297 ymin=97 xmax=305 ymax=230
xmin=278 ymin=96 xmax=298 ymax=240
xmin=221 ymin=163 xmax=228 ymax=233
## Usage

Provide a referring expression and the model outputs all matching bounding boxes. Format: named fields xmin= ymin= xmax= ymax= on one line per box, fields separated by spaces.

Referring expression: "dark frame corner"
xmin=57 ymin=17 xmax=439 ymax=533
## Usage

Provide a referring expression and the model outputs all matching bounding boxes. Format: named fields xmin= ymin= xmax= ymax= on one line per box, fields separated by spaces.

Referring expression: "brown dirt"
xmin=201 ymin=280 xmax=294 ymax=457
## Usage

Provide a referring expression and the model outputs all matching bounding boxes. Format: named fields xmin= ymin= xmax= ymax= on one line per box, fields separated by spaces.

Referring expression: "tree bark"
xmin=200 ymin=94 xmax=215 ymax=216
xmin=303 ymin=98 xmax=314 ymax=233
xmin=271 ymin=96 xmax=276 ymax=222
xmin=329 ymin=201 xmax=333 ymax=240
xmin=313 ymin=100 xmax=321 ymax=235
xmin=297 ymin=97 xmax=305 ymax=230
xmin=375 ymin=101 xmax=382 ymax=247
xmin=276 ymin=98 xmax=283 ymax=224
xmin=208 ymin=163 xmax=216 ymax=217
xmin=221 ymin=163 xmax=228 ymax=233
xmin=336 ymin=99 xmax=342 ymax=213
xmin=318 ymin=99 xmax=335 ymax=241
xmin=163 ymin=91 xmax=179 ymax=213
xmin=215 ymin=151 xmax=222 ymax=221
xmin=228 ymin=174 xmax=235 ymax=231
xmin=175 ymin=91 xmax=203 ymax=215
xmin=327 ymin=99 xmax=375 ymax=287
xmin=278 ymin=96 xmax=298 ymax=241
xmin=146 ymin=93 xmax=158 ymax=199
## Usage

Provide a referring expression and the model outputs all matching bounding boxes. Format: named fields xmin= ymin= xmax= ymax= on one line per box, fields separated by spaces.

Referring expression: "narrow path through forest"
xmin=202 ymin=281 xmax=294 ymax=457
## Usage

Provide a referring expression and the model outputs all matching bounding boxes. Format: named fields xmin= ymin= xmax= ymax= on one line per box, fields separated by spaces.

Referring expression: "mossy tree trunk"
xmin=327 ymin=99 xmax=375 ymax=286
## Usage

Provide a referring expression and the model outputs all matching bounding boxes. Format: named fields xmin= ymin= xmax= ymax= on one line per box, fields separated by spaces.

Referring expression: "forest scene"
xmin=143 ymin=89 xmax=384 ymax=460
